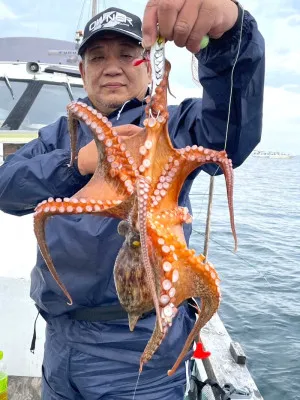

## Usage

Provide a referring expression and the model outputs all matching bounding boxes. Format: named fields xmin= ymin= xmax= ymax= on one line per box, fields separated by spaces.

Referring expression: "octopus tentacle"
xmin=139 ymin=320 xmax=164 ymax=373
xmin=153 ymin=207 xmax=193 ymax=226
xmin=67 ymin=101 xmax=144 ymax=195
xmin=149 ymin=143 xmax=237 ymax=250
xmin=137 ymin=217 xmax=220 ymax=371
xmin=167 ymin=296 xmax=219 ymax=376
xmin=67 ymin=109 xmax=79 ymax=166
xmin=34 ymin=204 xmax=73 ymax=305
xmin=137 ymin=177 xmax=163 ymax=333
xmin=34 ymin=197 xmax=124 ymax=304
xmin=178 ymin=145 xmax=236 ymax=249
xmin=137 ymin=65 xmax=171 ymax=182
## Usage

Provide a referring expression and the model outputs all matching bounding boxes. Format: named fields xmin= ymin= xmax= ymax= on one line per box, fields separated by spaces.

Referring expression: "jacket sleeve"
xmin=0 ymin=117 xmax=91 ymax=216
xmin=170 ymin=7 xmax=265 ymax=175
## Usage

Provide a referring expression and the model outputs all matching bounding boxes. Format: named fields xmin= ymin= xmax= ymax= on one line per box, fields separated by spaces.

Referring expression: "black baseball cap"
xmin=78 ymin=7 xmax=143 ymax=56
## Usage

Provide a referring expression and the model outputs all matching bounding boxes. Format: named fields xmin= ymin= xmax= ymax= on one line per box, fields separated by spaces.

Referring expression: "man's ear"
xmin=79 ymin=60 xmax=87 ymax=90
xmin=79 ymin=60 xmax=85 ymax=82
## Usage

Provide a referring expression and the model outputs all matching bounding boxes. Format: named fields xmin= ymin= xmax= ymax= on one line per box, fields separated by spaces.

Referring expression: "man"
xmin=0 ymin=1 xmax=265 ymax=399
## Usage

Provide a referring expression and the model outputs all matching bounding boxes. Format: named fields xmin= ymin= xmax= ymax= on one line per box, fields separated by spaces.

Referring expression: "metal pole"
xmin=203 ymin=176 xmax=215 ymax=261
xmin=92 ymin=0 xmax=98 ymax=17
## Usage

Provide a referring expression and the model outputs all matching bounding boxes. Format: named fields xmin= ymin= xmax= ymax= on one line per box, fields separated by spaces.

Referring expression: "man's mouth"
xmin=103 ymin=83 xmax=125 ymax=89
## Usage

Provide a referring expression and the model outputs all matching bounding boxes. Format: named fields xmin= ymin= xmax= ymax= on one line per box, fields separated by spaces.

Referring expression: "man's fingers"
xmin=142 ymin=0 xmax=160 ymax=48
xmin=186 ymin=5 xmax=215 ymax=53
xmin=157 ymin=0 xmax=184 ymax=41
xmin=172 ymin=0 xmax=201 ymax=48
xmin=143 ymin=0 xmax=237 ymax=52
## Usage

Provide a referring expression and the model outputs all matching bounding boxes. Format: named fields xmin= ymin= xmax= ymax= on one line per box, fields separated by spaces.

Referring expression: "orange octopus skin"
xmin=33 ymin=60 xmax=237 ymax=376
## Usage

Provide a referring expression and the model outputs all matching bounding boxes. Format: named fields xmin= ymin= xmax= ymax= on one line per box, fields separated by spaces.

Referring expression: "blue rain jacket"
xmin=0 ymin=10 xmax=264 ymax=382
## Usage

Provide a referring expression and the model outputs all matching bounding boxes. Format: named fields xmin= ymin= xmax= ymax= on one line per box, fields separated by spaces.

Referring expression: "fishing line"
xmin=222 ymin=4 xmax=245 ymax=154
xmin=132 ymin=370 xmax=142 ymax=400
xmin=193 ymin=4 xmax=245 ymax=221
xmin=191 ymin=227 xmax=272 ymax=287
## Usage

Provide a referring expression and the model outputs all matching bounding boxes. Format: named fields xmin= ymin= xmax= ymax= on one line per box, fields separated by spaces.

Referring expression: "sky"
xmin=0 ymin=0 xmax=299 ymax=154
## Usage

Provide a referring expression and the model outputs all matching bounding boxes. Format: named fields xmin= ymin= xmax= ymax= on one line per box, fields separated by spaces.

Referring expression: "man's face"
xmin=79 ymin=33 xmax=151 ymax=115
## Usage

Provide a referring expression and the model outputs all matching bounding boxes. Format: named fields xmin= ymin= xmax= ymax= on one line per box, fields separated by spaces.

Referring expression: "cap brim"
xmin=78 ymin=28 xmax=142 ymax=56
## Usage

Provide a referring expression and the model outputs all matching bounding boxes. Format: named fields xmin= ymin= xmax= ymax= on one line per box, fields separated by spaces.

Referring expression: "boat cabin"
xmin=0 ymin=37 xmax=86 ymax=163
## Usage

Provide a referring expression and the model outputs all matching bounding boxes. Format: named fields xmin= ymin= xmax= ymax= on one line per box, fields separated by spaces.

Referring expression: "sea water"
xmin=190 ymin=155 xmax=300 ymax=400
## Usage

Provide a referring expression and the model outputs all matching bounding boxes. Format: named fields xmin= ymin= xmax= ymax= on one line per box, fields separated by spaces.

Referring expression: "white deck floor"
xmin=0 ymin=212 xmax=45 ymax=377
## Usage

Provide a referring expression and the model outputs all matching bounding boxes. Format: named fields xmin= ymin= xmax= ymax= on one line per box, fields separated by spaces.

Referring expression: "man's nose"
xmin=103 ymin=56 xmax=123 ymax=75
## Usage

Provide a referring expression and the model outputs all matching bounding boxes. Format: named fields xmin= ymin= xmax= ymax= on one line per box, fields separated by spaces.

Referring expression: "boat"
xmin=252 ymin=150 xmax=294 ymax=159
xmin=269 ymin=152 xmax=294 ymax=159
xmin=0 ymin=34 xmax=85 ymax=164
xmin=1 ymin=1 xmax=264 ymax=399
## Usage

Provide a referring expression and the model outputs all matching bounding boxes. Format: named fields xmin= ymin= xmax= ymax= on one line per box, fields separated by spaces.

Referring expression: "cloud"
xmin=243 ymin=0 xmax=300 ymax=78
xmin=243 ymin=0 xmax=299 ymax=16
xmin=267 ymin=49 xmax=300 ymax=76
xmin=287 ymin=14 xmax=300 ymax=26
xmin=166 ymin=82 xmax=300 ymax=154
xmin=264 ymin=15 xmax=300 ymax=76
xmin=281 ymin=84 xmax=300 ymax=93
xmin=0 ymin=1 xmax=17 ymax=19
xmin=260 ymin=86 xmax=300 ymax=153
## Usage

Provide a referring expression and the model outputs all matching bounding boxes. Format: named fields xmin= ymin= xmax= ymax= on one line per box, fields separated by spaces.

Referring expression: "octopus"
xmin=33 ymin=36 xmax=237 ymax=376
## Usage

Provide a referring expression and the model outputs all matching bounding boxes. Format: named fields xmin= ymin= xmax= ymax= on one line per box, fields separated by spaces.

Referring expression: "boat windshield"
xmin=0 ymin=79 xmax=28 ymax=127
xmin=0 ymin=78 xmax=86 ymax=131
xmin=71 ymin=85 xmax=87 ymax=101
xmin=18 ymin=83 xmax=86 ymax=131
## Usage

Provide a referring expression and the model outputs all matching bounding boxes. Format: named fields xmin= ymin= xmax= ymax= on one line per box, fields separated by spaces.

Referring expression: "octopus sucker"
xmin=33 ymin=37 xmax=237 ymax=375
xmin=34 ymin=198 xmax=122 ymax=216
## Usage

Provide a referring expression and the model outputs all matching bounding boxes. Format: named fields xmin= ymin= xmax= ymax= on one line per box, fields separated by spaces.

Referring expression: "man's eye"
xmin=121 ymin=54 xmax=133 ymax=59
xmin=92 ymin=55 xmax=104 ymax=60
